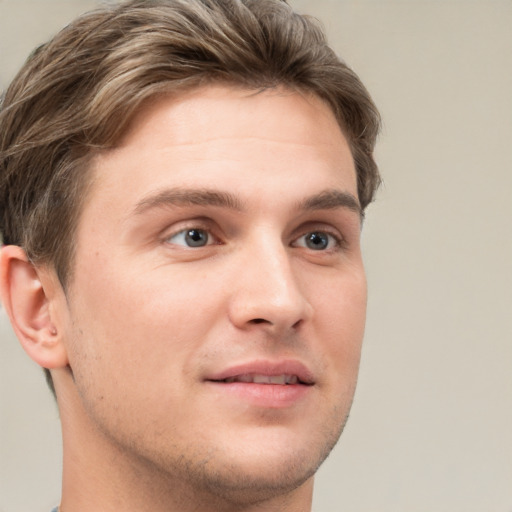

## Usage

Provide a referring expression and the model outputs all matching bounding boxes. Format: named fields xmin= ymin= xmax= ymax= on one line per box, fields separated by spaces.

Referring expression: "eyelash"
xmin=292 ymin=230 xmax=343 ymax=252
xmin=164 ymin=224 xmax=345 ymax=252
xmin=165 ymin=226 xmax=218 ymax=248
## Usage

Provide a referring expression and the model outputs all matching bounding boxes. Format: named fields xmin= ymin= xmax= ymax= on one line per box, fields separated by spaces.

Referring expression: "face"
xmin=59 ymin=85 xmax=367 ymax=502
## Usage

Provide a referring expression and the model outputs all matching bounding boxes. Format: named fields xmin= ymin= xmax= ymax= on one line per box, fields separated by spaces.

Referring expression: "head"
xmin=0 ymin=0 xmax=380 ymax=507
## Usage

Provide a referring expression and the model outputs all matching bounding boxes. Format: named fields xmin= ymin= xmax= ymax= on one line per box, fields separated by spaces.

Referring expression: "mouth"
xmin=215 ymin=373 xmax=311 ymax=386
xmin=206 ymin=360 xmax=315 ymax=385
xmin=204 ymin=360 xmax=315 ymax=408
xmin=204 ymin=362 xmax=315 ymax=408
xmin=204 ymin=361 xmax=316 ymax=407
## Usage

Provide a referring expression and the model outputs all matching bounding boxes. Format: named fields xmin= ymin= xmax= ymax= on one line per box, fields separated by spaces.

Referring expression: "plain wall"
xmin=1 ymin=1 xmax=511 ymax=511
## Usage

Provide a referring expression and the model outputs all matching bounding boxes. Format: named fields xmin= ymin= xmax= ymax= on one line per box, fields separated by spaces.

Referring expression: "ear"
xmin=0 ymin=245 xmax=69 ymax=369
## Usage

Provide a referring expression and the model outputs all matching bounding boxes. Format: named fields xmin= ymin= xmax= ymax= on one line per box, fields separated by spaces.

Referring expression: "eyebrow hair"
xmin=133 ymin=188 xmax=244 ymax=215
xmin=132 ymin=187 xmax=362 ymax=219
xmin=299 ymin=189 xmax=362 ymax=217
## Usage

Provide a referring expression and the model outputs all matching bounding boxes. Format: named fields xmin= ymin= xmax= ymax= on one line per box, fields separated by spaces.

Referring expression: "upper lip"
xmin=205 ymin=360 xmax=315 ymax=385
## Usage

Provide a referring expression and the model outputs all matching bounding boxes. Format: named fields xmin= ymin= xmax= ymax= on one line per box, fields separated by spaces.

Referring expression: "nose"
xmin=227 ymin=237 xmax=313 ymax=334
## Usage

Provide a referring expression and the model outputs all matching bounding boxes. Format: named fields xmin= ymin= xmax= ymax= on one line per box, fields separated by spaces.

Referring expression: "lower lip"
xmin=205 ymin=381 xmax=311 ymax=408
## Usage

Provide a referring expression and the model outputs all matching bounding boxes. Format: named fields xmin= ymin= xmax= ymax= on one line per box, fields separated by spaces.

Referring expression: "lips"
xmin=206 ymin=360 xmax=315 ymax=386
xmin=204 ymin=360 xmax=315 ymax=408
xmin=222 ymin=374 xmax=300 ymax=385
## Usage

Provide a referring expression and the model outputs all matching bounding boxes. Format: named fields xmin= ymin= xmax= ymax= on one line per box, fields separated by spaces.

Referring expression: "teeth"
xmin=286 ymin=375 xmax=298 ymax=385
xmin=223 ymin=374 xmax=298 ymax=385
xmin=254 ymin=375 xmax=279 ymax=384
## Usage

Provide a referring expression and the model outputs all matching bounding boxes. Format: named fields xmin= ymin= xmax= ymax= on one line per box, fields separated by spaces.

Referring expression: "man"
xmin=0 ymin=0 xmax=380 ymax=510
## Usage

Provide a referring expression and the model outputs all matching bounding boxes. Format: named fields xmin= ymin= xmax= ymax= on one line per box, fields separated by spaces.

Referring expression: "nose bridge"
xmin=229 ymin=230 xmax=311 ymax=330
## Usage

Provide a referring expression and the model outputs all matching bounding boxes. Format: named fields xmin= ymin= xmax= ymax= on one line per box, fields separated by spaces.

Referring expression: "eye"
xmin=167 ymin=228 xmax=213 ymax=248
xmin=293 ymin=231 xmax=339 ymax=251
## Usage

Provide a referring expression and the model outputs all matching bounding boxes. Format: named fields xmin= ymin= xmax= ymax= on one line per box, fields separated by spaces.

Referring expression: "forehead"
xmin=119 ymin=85 xmax=347 ymax=149
xmin=84 ymin=84 xmax=357 ymax=218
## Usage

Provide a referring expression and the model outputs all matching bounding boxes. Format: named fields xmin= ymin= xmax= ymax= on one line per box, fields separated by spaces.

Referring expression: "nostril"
xmin=250 ymin=318 xmax=267 ymax=324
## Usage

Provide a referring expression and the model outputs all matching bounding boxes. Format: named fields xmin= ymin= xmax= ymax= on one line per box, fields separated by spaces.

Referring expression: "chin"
xmin=177 ymin=422 xmax=343 ymax=505
xmin=190 ymin=453 xmax=317 ymax=506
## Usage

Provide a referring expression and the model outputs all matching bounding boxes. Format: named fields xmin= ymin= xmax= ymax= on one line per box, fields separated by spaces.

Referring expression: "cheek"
xmin=316 ymin=264 xmax=367 ymax=329
xmin=314 ymin=269 xmax=367 ymax=380
xmin=63 ymin=274 xmax=212 ymax=429
xmin=67 ymin=264 xmax=224 ymax=381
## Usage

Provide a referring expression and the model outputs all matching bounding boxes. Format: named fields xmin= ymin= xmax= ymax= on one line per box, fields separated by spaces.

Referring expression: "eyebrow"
xmin=132 ymin=187 xmax=361 ymax=217
xmin=133 ymin=188 xmax=244 ymax=215
xmin=299 ymin=190 xmax=362 ymax=218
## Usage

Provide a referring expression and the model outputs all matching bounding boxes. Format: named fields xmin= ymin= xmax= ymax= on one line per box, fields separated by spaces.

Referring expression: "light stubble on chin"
xmin=124 ymin=400 xmax=354 ymax=509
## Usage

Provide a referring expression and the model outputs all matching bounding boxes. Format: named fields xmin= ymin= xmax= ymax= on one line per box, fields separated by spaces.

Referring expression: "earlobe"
xmin=0 ymin=245 xmax=69 ymax=369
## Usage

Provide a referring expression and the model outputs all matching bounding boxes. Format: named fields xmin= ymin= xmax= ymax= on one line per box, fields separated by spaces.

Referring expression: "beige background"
xmin=1 ymin=1 xmax=511 ymax=511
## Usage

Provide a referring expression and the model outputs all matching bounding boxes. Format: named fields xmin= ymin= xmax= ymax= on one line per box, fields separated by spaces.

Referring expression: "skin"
xmin=1 ymin=85 xmax=367 ymax=512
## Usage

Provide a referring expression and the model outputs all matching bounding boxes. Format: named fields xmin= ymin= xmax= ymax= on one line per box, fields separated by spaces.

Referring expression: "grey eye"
xmin=305 ymin=232 xmax=329 ymax=250
xmin=295 ymin=231 xmax=337 ymax=251
xmin=168 ymin=228 xmax=210 ymax=247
